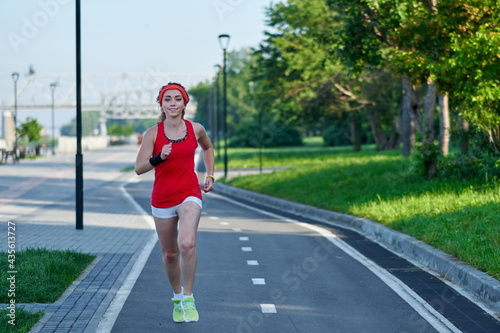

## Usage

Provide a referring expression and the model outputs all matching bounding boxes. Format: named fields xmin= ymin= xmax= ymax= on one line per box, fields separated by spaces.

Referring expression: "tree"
xmin=107 ymin=123 xmax=134 ymax=137
xmin=327 ymin=0 xmax=470 ymax=176
xmin=189 ymin=81 xmax=213 ymax=129
xmin=254 ymin=0 xmax=364 ymax=151
xmin=191 ymin=48 xmax=263 ymax=146
xmin=18 ymin=117 xmax=43 ymax=143
xmin=60 ymin=111 xmax=101 ymax=136
xmin=254 ymin=0 xmax=404 ymax=151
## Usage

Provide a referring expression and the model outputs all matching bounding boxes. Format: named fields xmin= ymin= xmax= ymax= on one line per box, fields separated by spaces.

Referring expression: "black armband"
xmin=149 ymin=153 xmax=165 ymax=167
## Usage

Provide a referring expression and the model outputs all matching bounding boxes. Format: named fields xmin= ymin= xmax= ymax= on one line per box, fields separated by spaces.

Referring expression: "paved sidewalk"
xmin=0 ymin=145 xmax=157 ymax=332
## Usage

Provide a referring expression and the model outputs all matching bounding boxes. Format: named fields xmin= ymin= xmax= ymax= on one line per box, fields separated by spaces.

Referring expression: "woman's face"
xmin=162 ymin=90 xmax=185 ymax=118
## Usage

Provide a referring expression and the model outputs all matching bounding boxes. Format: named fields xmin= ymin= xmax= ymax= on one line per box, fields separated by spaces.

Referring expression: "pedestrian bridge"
xmin=1 ymin=71 xmax=211 ymax=119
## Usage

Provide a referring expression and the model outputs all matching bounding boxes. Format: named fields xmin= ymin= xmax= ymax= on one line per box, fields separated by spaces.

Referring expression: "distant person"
xmin=136 ymin=132 xmax=143 ymax=147
xmin=134 ymin=82 xmax=215 ymax=323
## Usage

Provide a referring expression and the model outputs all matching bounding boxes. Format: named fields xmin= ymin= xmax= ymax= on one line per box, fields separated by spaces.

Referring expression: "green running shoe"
xmin=172 ymin=298 xmax=184 ymax=323
xmin=182 ymin=296 xmax=199 ymax=322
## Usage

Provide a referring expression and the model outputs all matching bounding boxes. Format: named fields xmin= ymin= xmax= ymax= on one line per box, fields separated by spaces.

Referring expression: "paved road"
xmin=111 ymin=179 xmax=500 ymax=333
xmin=1 ymin=144 xmax=498 ymax=332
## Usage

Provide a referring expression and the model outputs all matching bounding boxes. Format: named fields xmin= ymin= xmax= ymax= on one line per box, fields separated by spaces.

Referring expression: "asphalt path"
xmin=111 ymin=179 xmax=500 ymax=333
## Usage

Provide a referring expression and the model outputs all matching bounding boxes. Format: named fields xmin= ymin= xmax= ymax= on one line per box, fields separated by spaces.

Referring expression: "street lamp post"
xmin=218 ymin=34 xmax=230 ymax=179
xmin=50 ymin=82 xmax=57 ymax=155
xmin=75 ymin=0 xmax=83 ymax=229
xmin=11 ymin=72 xmax=19 ymax=162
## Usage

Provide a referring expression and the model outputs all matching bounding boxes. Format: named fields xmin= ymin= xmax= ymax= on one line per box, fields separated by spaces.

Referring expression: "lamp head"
xmin=218 ymin=34 xmax=231 ymax=50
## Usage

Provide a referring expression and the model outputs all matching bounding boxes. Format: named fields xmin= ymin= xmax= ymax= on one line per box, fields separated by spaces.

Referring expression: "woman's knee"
xmin=162 ymin=249 xmax=179 ymax=263
xmin=178 ymin=237 xmax=196 ymax=254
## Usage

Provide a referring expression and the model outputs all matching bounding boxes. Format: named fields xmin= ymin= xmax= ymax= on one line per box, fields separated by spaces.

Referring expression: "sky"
xmin=0 ymin=0 xmax=280 ymax=136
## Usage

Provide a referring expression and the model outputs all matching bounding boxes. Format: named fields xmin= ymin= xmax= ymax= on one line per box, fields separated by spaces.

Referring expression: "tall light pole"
xmin=11 ymin=72 xmax=19 ymax=161
xmin=213 ymin=64 xmax=221 ymax=161
xmin=50 ymin=82 xmax=57 ymax=155
xmin=218 ymin=34 xmax=230 ymax=179
xmin=76 ymin=0 xmax=83 ymax=230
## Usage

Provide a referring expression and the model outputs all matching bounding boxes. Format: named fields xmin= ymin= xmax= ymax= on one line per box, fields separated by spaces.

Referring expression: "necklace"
xmin=164 ymin=121 xmax=187 ymax=143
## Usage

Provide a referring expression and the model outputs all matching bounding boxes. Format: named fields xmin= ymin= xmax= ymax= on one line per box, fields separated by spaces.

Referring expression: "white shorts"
xmin=151 ymin=196 xmax=202 ymax=219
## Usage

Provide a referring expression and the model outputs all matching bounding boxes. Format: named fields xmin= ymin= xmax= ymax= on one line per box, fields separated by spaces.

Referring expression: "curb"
xmin=214 ymin=183 xmax=500 ymax=315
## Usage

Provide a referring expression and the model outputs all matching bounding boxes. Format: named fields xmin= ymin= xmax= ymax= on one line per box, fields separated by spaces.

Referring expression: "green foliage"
xmin=322 ymin=123 xmax=351 ymax=147
xmin=230 ymin=118 xmax=303 ymax=148
xmin=60 ymin=111 xmax=101 ymax=136
xmin=191 ymin=48 xmax=260 ymax=142
xmin=412 ymin=140 xmax=440 ymax=179
xmin=17 ymin=117 xmax=43 ymax=143
xmin=189 ymin=81 xmax=213 ymax=129
xmin=255 ymin=0 xmax=350 ymax=124
xmin=327 ymin=0 xmax=500 ymax=156
xmin=107 ymin=123 xmax=134 ymax=137
xmin=107 ymin=118 xmax=157 ymax=134
xmin=437 ymin=154 xmax=500 ymax=185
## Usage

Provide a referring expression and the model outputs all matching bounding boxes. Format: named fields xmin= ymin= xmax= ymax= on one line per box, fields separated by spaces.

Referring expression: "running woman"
xmin=135 ymin=82 xmax=215 ymax=323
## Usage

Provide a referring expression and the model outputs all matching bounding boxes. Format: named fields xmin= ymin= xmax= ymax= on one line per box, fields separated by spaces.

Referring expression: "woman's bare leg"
xmin=176 ymin=201 xmax=202 ymax=295
xmin=154 ymin=216 xmax=182 ymax=294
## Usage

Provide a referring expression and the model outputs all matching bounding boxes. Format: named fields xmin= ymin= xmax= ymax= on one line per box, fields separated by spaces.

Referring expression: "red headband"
xmin=158 ymin=85 xmax=189 ymax=106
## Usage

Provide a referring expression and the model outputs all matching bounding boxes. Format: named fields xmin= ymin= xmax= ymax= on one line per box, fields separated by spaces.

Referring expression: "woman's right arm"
xmin=135 ymin=126 xmax=156 ymax=175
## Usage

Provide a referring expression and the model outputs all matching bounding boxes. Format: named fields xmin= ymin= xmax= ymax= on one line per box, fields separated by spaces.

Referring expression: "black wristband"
xmin=149 ymin=153 xmax=165 ymax=167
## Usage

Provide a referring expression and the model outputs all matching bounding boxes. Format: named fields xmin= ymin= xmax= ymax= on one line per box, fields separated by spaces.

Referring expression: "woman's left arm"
xmin=194 ymin=123 xmax=215 ymax=193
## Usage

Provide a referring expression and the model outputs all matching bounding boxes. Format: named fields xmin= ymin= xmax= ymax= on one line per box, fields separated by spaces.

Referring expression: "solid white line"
xmin=252 ymin=278 xmax=266 ymax=285
xmin=95 ymin=177 xmax=158 ymax=333
xmin=241 ymin=247 xmax=253 ymax=252
xmin=209 ymin=192 xmax=462 ymax=333
xmin=247 ymin=260 xmax=259 ymax=265
xmin=261 ymin=304 xmax=277 ymax=313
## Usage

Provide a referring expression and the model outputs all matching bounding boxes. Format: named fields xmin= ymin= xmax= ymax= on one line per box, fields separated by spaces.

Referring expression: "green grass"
xmin=0 ymin=307 xmax=43 ymax=333
xmin=0 ymin=248 xmax=96 ymax=303
xmin=223 ymin=137 xmax=500 ymax=280
xmin=214 ymin=139 xmax=371 ymax=170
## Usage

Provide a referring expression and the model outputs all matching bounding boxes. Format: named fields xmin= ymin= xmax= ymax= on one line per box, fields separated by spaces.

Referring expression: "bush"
xmin=322 ymin=124 xmax=351 ymax=147
xmin=437 ymin=154 xmax=500 ymax=185
xmin=229 ymin=119 xmax=303 ymax=147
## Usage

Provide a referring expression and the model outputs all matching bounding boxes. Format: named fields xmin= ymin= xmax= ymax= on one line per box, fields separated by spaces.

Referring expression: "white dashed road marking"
xmin=261 ymin=304 xmax=277 ymax=314
xmin=252 ymin=278 xmax=266 ymax=285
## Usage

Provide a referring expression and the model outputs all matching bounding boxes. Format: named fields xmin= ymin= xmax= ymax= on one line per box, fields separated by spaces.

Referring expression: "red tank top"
xmin=151 ymin=120 xmax=202 ymax=208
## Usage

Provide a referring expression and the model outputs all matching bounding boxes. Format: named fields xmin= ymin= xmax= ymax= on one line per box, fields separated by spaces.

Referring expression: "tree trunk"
xmin=349 ymin=112 xmax=361 ymax=152
xmin=365 ymin=108 xmax=386 ymax=151
xmin=422 ymin=81 xmax=437 ymax=178
xmin=423 ymin=81 xmax=436 ymax=143
xmin=401 ymin=77 xmax=416 ymax=156
xmin=387 ymin=111 xmax=400 ymax=150
xmin=438 ymin=93 xmax=450 ymax=157
xmin=460 ymin=117 xmax=469 ymax=155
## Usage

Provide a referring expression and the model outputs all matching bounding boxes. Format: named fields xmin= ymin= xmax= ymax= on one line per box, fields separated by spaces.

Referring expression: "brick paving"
xmin=0 ymin=145 xmax=156 ymax=332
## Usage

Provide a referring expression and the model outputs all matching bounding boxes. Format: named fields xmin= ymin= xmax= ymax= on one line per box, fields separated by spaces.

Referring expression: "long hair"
xmin=156 ymin=82 xmax=188 ymax=123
